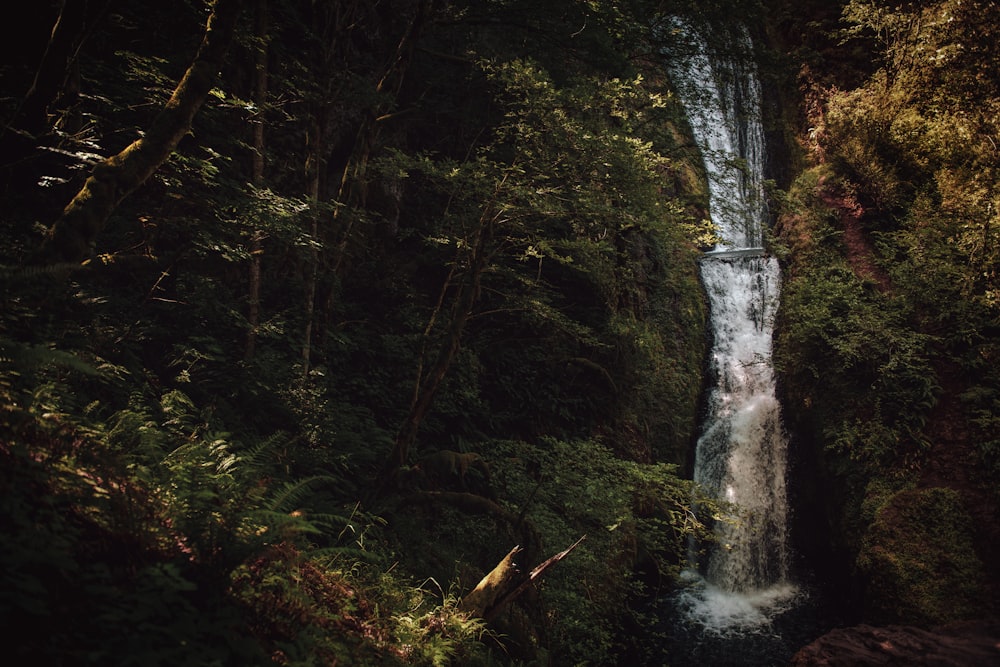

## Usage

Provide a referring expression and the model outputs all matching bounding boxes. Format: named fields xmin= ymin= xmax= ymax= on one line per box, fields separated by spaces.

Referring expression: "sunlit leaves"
xmin=482 ymin=58 xmax=681 ymax=246
xmin=818 ymin=0 xmax=1000 ymax=372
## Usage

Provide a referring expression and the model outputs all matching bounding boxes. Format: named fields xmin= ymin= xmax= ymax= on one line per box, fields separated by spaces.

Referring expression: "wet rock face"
xmin=790 ymin=621 xmax=1000 ymax=666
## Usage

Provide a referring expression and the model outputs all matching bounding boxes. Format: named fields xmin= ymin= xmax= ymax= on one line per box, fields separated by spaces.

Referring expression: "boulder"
xmin=790 ymin=621 xmax=1000 ymax=666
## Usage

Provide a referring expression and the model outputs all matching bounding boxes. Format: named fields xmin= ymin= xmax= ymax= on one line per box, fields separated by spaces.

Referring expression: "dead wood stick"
xmin=458 ymin=546 xmax=522 ymax=617
xmin=459 ymin=535 xmax=587 ymax=622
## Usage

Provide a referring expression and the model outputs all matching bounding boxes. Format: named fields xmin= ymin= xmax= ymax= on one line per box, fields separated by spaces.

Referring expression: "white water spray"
xmin=667 ymin=20 xmax=798 ymax=633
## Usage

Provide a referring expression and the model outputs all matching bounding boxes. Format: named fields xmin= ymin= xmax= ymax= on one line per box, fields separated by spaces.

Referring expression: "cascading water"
xmin=666 ymin=20 xmax=799 ymax=634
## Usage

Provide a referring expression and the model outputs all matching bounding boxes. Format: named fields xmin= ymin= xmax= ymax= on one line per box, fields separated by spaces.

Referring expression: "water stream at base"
xmin=662 ymin=19 xmax=803 ymax=646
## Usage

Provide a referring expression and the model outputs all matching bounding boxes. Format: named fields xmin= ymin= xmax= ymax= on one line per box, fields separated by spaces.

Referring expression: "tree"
xmin=4 ymin=0 xmax=118 ymax=141
xmin=245 ymin=0 xmax=269 ymax=360
xmin=38 ymin=0 xmax=245 ymax=264
xmin=376 ymin=166 xmax=503 ymax=491
xmin=300 ymin=0 xmax=434 ymax=377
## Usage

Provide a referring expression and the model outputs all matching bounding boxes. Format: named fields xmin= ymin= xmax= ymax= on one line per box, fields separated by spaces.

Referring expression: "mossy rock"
xmin=857 ymin=486 xmax=987 ymax=625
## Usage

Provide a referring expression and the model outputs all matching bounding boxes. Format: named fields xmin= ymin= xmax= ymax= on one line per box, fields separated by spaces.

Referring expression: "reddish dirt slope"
xmin=816 ymin=180 xmax=891 ymax=292
xmin=790 ymin=621 xmax=1000 ymax=666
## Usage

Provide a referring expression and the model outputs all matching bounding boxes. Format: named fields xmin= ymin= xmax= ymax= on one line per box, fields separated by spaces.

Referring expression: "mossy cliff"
xmin=767 ymin=0 xmax=1000 ymax=629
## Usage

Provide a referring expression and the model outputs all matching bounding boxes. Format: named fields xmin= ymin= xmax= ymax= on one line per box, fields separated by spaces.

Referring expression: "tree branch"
xmin=38 ymin=0 xmax=245 ymax=264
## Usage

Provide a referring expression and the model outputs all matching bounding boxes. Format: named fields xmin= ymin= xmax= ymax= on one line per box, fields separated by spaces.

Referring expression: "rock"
xmin=790 ymin=620 xmax=1000 ymax=666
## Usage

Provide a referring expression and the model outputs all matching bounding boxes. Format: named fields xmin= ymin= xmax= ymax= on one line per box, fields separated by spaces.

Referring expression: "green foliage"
xmin=774 ymin=0 xmax=1000 ymax=628
xmin=484 ymin=437 xmax=714 ymax=665
xmin=857 ymin=487 xmax=990 ymax=624
xmin=0 ymin=430 xmax=266 ymax=666
xmin=780 ymin=1 xmax=1000 ymax=473
xmin=366 ymin=49 xmax=707 ymax=454
xmin=776 ymin=249 xmax=937 ymax=464
xmin=0 ymin=0 xmax=721 ymax=663
xmin=390 ymin=590 xmax=490 ymax=667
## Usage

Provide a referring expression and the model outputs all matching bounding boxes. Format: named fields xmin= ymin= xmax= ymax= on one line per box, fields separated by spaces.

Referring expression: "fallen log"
xmin=459 ymin=535 xmax=586 ymax=621
xmin=457 ymin=546 xmax=522 ymax=618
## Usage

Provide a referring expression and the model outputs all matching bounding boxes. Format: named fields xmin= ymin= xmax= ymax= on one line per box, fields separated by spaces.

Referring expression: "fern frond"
xmin=0 ymin=338 xmax=99 ymax=376
xmin=0 ymin=261 xmax=85 ymax=282
xmin=233 ymin=431 xmax=292 ymax=478
xmin=265 ymin=476 xmax=335 ymax=513
xmin=298 ymin=511 xmax=356 ymax=533
xmin=249 ymin=509 xmax=324 ymax=536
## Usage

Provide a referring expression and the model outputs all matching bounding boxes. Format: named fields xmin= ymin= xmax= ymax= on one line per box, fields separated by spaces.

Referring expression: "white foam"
xmin=675 ymin=571 xmax=800 ymax=635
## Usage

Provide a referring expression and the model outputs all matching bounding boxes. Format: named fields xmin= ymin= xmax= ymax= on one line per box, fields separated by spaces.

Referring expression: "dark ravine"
xmin=4 ymin=1 xmax=1000 ymax=664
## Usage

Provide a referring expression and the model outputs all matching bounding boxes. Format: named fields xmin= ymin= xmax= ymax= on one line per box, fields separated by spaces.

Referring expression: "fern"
xmin=261 ymin=476 xmax=329 ymax=512
xmin=392 ymin=593 xmax=488 ymax=667
xmin=233 ymin=430 xmax=291 ymax=476
xmin=0 ymin=337 xmax=99 ymax=377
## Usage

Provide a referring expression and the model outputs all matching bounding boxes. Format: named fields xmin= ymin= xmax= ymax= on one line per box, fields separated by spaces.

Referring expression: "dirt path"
xmin=817 ymin=182 xmax=891 ymax=291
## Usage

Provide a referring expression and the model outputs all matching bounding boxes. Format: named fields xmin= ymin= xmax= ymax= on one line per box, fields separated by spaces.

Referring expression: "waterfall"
xmin=667 ymin=20 xmax=799 ymax=632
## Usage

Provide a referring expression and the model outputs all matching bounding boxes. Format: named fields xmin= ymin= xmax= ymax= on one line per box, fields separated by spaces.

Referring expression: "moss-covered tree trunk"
xmin=38 ymin=0 xmax=244 ymax=264
xmin=459 ymin=536 xmax=585 ymax=620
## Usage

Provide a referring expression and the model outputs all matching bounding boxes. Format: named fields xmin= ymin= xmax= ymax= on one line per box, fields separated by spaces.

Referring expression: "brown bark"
xmin=485 ymin=535 xmax=585 ymax=621
xmin=322 ymin=0 xmax=433 ymax=315
xmin=249 ymin=0 xmax=267 ymax=188
xmin=373 ymin=169 xmax=516 ymax=495
xmin=458 ymin=547 xmax=523 ymax=618
xmin=298 ymin=0 xmax=371 ymax=377
xmin=333 ymin=0 xmax=432 ymax=216
xmin=38 ymin=0 xmax=245 ymax=264
xmin=378 ymin=200 xmax=496 ymax=489
xmin=245 ymin=0 xmax=268 ymax=361
xmin=11 ymin=0 xmax=88 ymax=138
xmin=301 ymin=110 xmax=325 ymax=379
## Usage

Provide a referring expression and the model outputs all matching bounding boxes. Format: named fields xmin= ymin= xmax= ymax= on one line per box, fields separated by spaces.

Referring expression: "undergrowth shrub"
xmin=857 ymin=487 xmax=989 ymax=625
xmin=485 ymin=437 xmax=712 ymax=665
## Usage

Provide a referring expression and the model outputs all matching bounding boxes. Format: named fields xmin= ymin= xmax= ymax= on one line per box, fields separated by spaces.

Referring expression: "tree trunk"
xmin=38 ymin=0 xmax=245 ymax=264
xmin=1 ymin=0 xmax=111 ymax=180
xmin=376 ymin=197 xmax=498 ymax=492
xmin=458 ymin=547 xmax=523 ymax=619
xmin=459 ymin=536 xmax=586 ymax=621
xmin=301 ymin=109 xmax=325 ymax=379
xmin=333 ymin=0 xmax=431 ymax=216
xmin=9 ymin=0 xmax=87 ymax=139
xmin=305 ymin=0 xmax=433 ymax=364
xmin=320 ymin=0 xmax=433 ymax=326
xmin=245 ymin=0 xmax=268 ymax=361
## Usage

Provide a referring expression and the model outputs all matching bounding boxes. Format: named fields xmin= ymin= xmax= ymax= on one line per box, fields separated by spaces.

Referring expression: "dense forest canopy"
xmin=1 ymin=0 xmax=997 ymax=664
